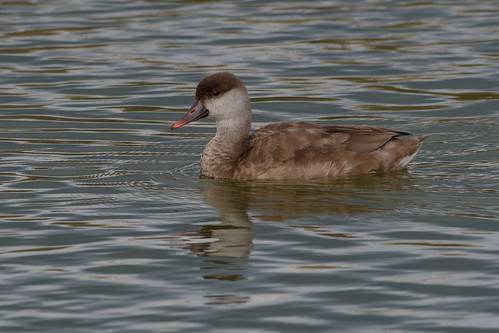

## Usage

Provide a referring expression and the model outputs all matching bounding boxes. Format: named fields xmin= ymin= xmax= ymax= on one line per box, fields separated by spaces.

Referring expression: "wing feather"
xmin=234 ymin=122 xmax=413 ymax=179
xmin=243 ymin=122 xmax=408 ymax=162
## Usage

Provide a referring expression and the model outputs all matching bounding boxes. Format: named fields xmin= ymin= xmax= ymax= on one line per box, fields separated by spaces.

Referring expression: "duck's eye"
xmin=212 ymin=90 xmax=220 ymax=97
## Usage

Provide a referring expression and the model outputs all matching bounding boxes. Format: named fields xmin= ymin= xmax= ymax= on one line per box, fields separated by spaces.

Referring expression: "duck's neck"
xmin=200 ymin=116 xmax=251 ymax=179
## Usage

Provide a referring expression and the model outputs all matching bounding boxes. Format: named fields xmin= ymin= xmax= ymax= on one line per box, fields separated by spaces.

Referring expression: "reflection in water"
xmin=186 ymin=180 xmax=255 ymax=259
xmin=185 ymin=172 xmax=417 ymax=259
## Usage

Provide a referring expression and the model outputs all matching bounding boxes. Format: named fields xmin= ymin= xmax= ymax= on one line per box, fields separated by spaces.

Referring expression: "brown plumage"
xmin=171 ymin=72 xmax=429 ymax=180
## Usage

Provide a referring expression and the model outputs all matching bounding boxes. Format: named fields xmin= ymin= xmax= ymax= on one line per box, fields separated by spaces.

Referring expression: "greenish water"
xmin=1 ymin=1 xmax=498 ymax=332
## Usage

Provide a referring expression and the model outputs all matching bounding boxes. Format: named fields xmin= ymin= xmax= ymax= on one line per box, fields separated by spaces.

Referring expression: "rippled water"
xmin=1 ymin=0 xmax=499 ymax=332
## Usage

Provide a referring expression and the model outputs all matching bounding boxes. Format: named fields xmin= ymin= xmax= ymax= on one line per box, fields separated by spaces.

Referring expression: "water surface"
xmin=1 ymin=0 xmax=498 ymax=332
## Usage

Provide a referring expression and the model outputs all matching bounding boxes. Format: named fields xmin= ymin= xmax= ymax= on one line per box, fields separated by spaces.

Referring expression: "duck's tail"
xmin=377 ymin=134 xmax=430 ymax=171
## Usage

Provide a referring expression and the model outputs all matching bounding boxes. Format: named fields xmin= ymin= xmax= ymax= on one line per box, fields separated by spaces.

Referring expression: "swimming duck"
xmin=171 ymin=72 xmax=428 ymax=180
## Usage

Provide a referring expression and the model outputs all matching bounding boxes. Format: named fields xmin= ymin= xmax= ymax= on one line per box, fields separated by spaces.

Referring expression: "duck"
xmin=171 ymin=72 xmax=428 ymax=181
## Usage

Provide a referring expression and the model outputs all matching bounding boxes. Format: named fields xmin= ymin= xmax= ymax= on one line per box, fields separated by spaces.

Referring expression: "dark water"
xmin=1 ymin=1 xmax=498 ymax=332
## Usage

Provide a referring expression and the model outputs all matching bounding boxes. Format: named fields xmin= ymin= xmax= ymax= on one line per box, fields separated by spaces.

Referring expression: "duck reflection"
xmin=185 ymin=171 xmax=416 ymax=259
xmin=187 ymin=180 xmax=255 ymax=259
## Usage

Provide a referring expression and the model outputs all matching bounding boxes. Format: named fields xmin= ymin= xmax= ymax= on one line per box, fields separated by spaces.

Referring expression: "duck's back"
xmin=233 ymin=122 xmax=427 ymax=180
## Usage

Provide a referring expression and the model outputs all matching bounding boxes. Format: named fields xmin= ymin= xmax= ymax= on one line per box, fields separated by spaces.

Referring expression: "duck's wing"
xmin=244 ymin=121 xmax=409 ymax=161
xmin=319 ymin=123 xmax=411 ymax=153
xmin=234 ymin=121 xmax=416 ymax=180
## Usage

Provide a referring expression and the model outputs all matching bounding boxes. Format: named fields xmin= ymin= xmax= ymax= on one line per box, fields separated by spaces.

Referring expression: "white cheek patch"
xmin=207 ymin=88 xmax=250 ymax=121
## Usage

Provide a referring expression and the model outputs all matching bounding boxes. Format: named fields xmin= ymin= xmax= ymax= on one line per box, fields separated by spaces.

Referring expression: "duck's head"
xmin=171 ymin=72 xmax=251 ymax=130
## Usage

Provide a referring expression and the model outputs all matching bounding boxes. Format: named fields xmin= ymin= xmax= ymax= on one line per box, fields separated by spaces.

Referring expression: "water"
xmin=1 ymin=0 xmax=498 ymax=332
